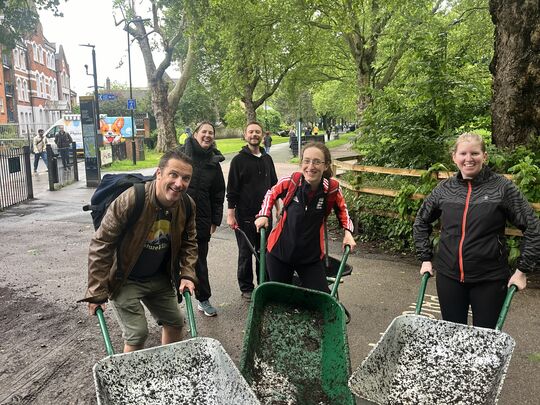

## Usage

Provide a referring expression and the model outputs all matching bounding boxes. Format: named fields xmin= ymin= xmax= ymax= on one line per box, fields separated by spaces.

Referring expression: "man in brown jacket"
xmin=82 ymin=149 xmax=198 ymax=353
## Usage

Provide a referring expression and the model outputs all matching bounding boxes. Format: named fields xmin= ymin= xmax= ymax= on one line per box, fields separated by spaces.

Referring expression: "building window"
xmin=13 ymin=49 xmax=19 ymax=68
xmin=17 ymin=78 xmax=23 ymax=99
xmin=20 ymin=51 xmax=26 ymax=69
xmin=33 ymin=44 xmax=38 ymax=62
xmin=0 ymin=98 xmax=4 ymax=114
xmin=23 ymin=80 xmax=29 ymax=101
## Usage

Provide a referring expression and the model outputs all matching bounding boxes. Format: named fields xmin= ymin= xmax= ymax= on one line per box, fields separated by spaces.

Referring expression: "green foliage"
xmin=0 ymin=0 xmax=61 ymax=49
xmin=176 ymin=79 xmax=217 ymax=127
xmin=256 ymin=108 xmax=283 ymax=133
xmin=506 ymin=237 xmax=521 ymax=269
xmin=223 ymin=101 xmax=247 ymax=129
xmin=508 ymin=157 xmax=540 ymax=202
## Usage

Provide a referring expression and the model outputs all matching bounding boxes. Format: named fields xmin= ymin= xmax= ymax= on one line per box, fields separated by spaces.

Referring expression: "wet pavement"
xmin=0 ymin=141 xmax=538 ymax=404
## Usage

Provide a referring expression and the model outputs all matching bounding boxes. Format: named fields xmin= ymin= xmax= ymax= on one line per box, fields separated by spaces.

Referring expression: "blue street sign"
xmin=127 ymin=99 xmax=137 ymax=110
xmin=99 ymin=93 xmax=117 ymax=101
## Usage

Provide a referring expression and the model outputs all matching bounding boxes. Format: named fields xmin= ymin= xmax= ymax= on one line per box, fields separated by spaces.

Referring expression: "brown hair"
xmin=452 ymin=132 xmax=486 ymax=154
xmin=244 ymin=121 xmax=263 ymax=133
xmin=301 ymin=141 xmax=333 ymax=178
xmin=158 ymin=149 xmax=193 ymax=170
xmin=193 ymin=120 xmax=216 ymax=136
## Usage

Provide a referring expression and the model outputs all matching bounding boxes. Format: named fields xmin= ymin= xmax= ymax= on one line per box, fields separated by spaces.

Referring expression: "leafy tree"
xmin=176 ymin=78 xmax=216 ymax=127
xmin=0 ymin=0 xmax=61 ymax=49
xmin=256 ymin=107 xmax=283 ymax=133
xmin=113 ymin=0 xmax=201 ymax=151
xmin=301 ymin=0 xmax=448 ymax=119
xmin=202 ymin=0 xmax=315 ymax=122
xmin=356 ymin=1 xmax=493 ymax=168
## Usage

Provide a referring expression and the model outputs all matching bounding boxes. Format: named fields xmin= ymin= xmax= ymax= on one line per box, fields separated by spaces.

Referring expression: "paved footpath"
xmin=0 ymin=141 xmax=538 ymax=404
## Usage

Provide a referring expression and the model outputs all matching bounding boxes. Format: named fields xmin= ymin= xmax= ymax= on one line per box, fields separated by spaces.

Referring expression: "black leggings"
xmin=266 ymin=252 xmax=330 ymax=293
xmin=436 ymin=273 xmax=508 ymax=329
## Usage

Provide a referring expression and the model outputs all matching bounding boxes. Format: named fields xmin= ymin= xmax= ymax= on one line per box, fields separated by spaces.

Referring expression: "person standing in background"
xmin=33 ymin=129 xmax=48 ymax=173
xmin=263 ymin=131 xmax=273 ymax=154
xmin=54 ymin=125 xmax=73 ymax=169
xmin=179 ymin=121 xmax=225 ymax=317
xmin=227 ymin=121 xmax=278 ymax=301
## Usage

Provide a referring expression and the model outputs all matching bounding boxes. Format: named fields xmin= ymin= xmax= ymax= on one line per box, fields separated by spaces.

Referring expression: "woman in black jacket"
xmin=179 ymin=121 xmax=225 ymax=316
xmin=413 ymin=133 xmax=540 ymax=328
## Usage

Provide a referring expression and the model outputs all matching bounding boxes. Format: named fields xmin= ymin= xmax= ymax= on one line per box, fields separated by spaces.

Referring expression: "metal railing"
xmin=0 ymin=146 xmax=33 ymax=210
xmin=46 ymin=143 xmax=79 ymax=191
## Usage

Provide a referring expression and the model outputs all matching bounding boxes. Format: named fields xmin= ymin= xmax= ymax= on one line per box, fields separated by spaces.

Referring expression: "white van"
xmin=44 ymin=114 xmax=134 ymax=153
xmin=44 ymin=114 xmax=84 ymax=152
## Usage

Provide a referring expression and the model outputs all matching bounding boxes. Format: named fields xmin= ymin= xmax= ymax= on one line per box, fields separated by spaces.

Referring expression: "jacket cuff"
xmin=180 ymin=276 xmax=198 ymax=286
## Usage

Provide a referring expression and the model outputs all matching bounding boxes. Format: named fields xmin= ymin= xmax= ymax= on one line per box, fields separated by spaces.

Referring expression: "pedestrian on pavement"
xmin=326 ymin=125 xmax=332 ymax=141
xmin=313 ymin=125 xmax=319 ymax=136
xmin=54 ymin=125 xmax=73 ymax=168
xmin=413 ymin=132 xmax=540 ymax=329
xmin=33 ymin=129 xmax=48 ymax=173
xmin=81 ymin=149 xmax=198 ymax=353
xmin=227 ymin=121 xmax=278 ymax=301
xmin=263 ymin=130 xmax=273 ymax=154
xmin=179 ymin=121 xmax=225 ymax=317
xmin=255 ymin=142 xmax=356 ymax=292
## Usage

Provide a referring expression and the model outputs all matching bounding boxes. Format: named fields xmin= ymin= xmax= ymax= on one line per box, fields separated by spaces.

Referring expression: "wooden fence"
xmin=332 ymin=155 xmax=540 ymax=237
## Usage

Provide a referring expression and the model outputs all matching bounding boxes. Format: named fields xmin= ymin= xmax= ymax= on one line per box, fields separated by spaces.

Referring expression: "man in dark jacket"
xmin=54 ymin=125 xmax=73 ymax=168
xmin=227 ymin=121 xmax=278 ymax=300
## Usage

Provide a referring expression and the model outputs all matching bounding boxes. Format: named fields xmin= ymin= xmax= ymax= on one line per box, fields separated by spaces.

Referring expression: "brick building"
xmin=0 ymin=22 xmax=73 ymax=137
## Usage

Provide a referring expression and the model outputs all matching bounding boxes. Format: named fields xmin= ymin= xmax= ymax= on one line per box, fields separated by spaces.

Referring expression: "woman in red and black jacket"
xmin=255 ymin=142 xmax=356 ymax=292
xmin=413 ymin=133 xmax=540 ymax=328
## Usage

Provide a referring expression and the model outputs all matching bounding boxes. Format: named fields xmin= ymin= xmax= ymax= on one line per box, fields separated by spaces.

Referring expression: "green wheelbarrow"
xmin=240 ymin=228 xmax=355 ymax=405
xmin=348 ymin=273 xmax=517 ymax=405
xmin=92 ymin=291 xmax=260 ymax=404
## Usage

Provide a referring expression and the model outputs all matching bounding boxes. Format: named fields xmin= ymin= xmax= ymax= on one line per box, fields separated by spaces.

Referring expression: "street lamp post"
xmin=80 ymin=44 xmax=102 ymax=148
xmin=125 ymin=17 xmax=149 ymax=165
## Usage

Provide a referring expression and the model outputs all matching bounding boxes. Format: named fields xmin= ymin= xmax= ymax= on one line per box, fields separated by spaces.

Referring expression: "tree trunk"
xmin=489 ymin=0 xmax=540 ymax=149
xmin=151 ymin=79 xmax=177 ymax=152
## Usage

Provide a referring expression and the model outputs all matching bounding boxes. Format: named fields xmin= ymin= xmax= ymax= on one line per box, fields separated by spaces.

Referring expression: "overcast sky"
xmin=38 ymin=0 xmax=177 ymax=99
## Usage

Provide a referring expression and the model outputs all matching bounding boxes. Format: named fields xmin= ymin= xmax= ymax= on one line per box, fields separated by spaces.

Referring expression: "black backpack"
xmin=83 ymin=173 xmax=191 ymax=231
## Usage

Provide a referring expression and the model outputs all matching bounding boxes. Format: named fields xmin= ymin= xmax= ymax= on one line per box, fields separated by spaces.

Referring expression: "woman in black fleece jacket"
xmin=413 ymin=133 xmax=540 ymax=328
xmin=179 ymin=121 xmax=225 ymax=317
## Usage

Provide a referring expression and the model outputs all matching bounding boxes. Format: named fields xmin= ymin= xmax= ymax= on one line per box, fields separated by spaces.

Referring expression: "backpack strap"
xmin=115 ymin=182 xmax=146 ymax=281
xmin=127 ymin=183 xmax=146 ymax=230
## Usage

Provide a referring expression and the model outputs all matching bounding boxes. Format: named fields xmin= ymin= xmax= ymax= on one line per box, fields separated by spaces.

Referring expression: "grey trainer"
xmin=197 ymin=300 xmax=217 ymax=317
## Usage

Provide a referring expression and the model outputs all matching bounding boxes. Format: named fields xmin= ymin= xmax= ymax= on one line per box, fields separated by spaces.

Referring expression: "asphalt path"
xmin=0 ymin=141 xmax=538 ymax=404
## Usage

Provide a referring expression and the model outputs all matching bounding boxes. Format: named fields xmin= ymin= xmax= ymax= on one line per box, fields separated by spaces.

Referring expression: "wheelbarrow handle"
xmin=233 ymin=224 xmax=260 ymax=264
xmin=259 ymin=227 xmax=267 ymax=284
xmin=182 ymin=290 xmax=198 ymax=338
xmin=95 ymin=306 xmax=115 ymax=356
xmin=415 ymin=272 xmax=431 ymax=315
xmin=330 ymin=244 xmax=351 ymax=298
xmin=495 ymin=284 xmax=518 ymax=331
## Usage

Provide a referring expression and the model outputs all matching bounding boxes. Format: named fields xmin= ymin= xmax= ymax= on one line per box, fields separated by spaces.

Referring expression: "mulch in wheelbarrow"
xmin=348 ymin=275 xmax=517 ymax=405
xmin=240 ymin=282 xmax=355 ymax=405
xmin=92 ymin=291 xmax=260 ymax=405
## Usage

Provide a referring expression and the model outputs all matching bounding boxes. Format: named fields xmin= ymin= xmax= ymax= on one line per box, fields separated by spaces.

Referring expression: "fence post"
xmin=71 ymin=142 xmax=79 ymax=181
xmin=22 ymin=146 xmax=34 ymax=199
xmin=46 ymin=144 xmax=57 ymax=191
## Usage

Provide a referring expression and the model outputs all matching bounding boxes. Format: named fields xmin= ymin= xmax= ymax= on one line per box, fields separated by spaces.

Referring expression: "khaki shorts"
xmin=110 ymin=273 xmax=184 ymax=346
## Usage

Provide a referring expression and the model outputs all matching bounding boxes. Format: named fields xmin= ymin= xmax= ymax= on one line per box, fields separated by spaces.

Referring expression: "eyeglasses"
xmin=301 ymin=158 xmax=325 ymax=166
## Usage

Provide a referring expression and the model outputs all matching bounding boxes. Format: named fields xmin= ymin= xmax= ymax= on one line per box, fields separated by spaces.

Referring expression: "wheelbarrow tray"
xmin=94 ymin=336 xmax=260 ymax=405
xmin=240 ymin=282 xmax=355 ymax=405
xmin=348 ymin=314 xmax=515 ymax=405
